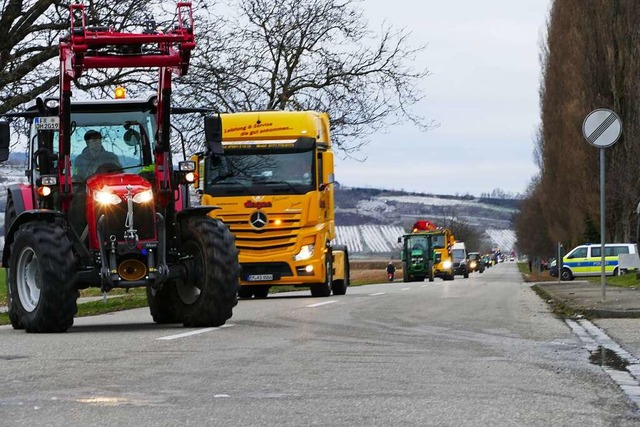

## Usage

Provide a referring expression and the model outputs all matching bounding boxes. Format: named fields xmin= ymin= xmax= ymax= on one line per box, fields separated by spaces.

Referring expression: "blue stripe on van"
xmin=564 ymin=260 xmax=618 ymax=267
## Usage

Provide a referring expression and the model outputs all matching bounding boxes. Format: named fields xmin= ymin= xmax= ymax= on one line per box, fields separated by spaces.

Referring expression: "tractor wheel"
xmin=330 ymin=245 xmax=349 ymax=295
xmin=311 ymin=252 xmax=332 ymax=297
xmin=402 ymin=263 xmax=410 ymax=283
xmin=174 ymin=218 xmax=239 ymax=327
xmin=238 ymin=286 xmax=254 ymax=299
xmin=4 ymin=196 xmax=16 ymax=238
xmin=428 ymin=261 xmax=434 ymax=282
xmin=146 ymin=282 xmax=181 ymax=324
xmin=4 ymin=197 xmax=22 ymax=329
xmin=8 ymin=222 xmax=78 ymax=333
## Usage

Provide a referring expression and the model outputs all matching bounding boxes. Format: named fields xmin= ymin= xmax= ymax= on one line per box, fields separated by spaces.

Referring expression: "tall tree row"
xmin=517 ymin=0 xmax=640 ymax=256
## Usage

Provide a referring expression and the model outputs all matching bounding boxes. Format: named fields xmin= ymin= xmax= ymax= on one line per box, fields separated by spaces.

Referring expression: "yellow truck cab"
xmin=425 ymin=228 xmax=456 ymax=281
xmin=197 ymin=111 xmax=349 ymax=298
xmin=559 ymin=243 xmax=637 ymax=280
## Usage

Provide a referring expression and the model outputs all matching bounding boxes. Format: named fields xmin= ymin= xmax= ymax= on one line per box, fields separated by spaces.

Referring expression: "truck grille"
xmin=218 ymin=211 xmax=301 ymax=253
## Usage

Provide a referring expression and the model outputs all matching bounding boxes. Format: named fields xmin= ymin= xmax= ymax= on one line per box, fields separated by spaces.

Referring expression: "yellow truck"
xmin=426 ymin=228 xmax=456 ymax=281
xmin=196 ymin=111 xmax=350 ymax=298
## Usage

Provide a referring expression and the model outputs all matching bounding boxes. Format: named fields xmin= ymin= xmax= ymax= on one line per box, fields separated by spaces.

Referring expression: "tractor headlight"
xmin=132 ymin=189 xmax=154 ymax=204
xmin=179 ymin=161 xmax=196 ymax=172
xmin=94 ymin=190 xmax=122 ymax=205
xmin=442 ymin=260 xmax=452 ymax=269
xmin=293 ymin=244 xmax=315 ymax=261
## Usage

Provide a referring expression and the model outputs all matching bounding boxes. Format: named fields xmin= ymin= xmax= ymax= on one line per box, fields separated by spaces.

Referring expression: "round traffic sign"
xmin=582 ymin=109 xmax=622 ymax=148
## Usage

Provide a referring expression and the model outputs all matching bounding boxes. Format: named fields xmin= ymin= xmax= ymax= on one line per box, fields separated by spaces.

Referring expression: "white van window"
xmin=568 ymin=247 xmax=588 ymax=258
xmin=612 ymin=246 xmax=630 ymax=256
xmin=591 ymin=246 xmax=631 ymax=257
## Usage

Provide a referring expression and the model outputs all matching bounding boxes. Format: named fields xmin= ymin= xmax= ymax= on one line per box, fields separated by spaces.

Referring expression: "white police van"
xmin=558 ymin=243 xmax=637 ymax=281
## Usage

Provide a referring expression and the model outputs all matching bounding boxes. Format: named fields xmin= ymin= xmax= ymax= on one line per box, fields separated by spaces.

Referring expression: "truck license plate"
xmin=247 ymin=274 xmax=274 ymax=281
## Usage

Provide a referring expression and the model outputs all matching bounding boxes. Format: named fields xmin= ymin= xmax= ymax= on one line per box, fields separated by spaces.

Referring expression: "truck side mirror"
xmin=204 ymin=115 xmax=223 ymax=155
xmin=0 ymin=121 xmax=9 ymax=162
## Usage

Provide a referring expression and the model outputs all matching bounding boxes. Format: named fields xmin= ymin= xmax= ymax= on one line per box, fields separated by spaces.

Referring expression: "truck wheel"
xmin=146 ymin=282 xmax=181 ymax=324
xmin=330 ymin=245 xmax=349 ymax=295
xmin=175 ymin=218 xmax=239 ymax=327
xmin=253 ymin=286 xmax=269 ymax=299
xmin=238 ymin=286 xmax=254 ymax=299
xmin=311 ymin=254 xmax=332 ymax=297
xmin=8 ymin=222 xmax=78 ymax=333
xmin=560 ymin=268 xmax=573 ymax=281
xmin=463 ymin=270 xmax=469 ymax=279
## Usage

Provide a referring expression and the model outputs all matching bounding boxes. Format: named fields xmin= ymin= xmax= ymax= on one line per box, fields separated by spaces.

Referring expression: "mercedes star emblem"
xmin=250 ymin=211 xmax=268 ymax=229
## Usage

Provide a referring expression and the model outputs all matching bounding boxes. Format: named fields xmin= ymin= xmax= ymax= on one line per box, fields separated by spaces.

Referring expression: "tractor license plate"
xmin=246 ymin=274 xmax=274 ymax=281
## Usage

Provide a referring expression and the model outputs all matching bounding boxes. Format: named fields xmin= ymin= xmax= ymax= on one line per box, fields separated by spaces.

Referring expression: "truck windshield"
xmin=204 ymin=150 xmax=315 ymax=196
xmin=432 ymin=234 xmax=445 ymax=248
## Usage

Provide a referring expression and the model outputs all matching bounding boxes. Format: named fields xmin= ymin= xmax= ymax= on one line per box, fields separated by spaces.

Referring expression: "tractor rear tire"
xmin=147 ymin=282 xmax=181 ymax=324
xmin=4 ymin=197 xmax=23 ymax=329
xmin=8 ymin=222 xmax=78 ymax=333
xmin=175 ymin=218 xmax=239 ymax=327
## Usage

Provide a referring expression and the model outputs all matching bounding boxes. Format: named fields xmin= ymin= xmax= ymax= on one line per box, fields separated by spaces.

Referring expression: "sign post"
xmin=582 ymin=108 xmax=622 ymax=301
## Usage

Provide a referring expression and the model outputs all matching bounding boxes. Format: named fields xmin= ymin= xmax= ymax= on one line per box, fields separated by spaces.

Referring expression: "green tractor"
xmin=398 ymin=232 xmax=436 ymax=282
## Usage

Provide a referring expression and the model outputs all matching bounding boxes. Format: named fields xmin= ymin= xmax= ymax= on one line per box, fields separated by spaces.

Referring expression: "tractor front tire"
xmin=147 ymin=281 xmax=181 ymax=324
xmin=175 ymin=218 xmax=239 ymax=327
xmin=8 ymin=222 xmax=78 ymax=333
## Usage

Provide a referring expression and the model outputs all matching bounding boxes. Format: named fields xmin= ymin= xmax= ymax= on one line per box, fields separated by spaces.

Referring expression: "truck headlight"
xmin=293 ymin=244 xmax=315 ymax=261
xmin=94 ymin=190 xmax=122 ymax=205
xmin=442 ymin=260 xmax=452 ymax=269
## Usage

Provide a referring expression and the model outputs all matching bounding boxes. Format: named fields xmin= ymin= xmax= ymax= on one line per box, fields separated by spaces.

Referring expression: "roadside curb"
xmin=532 ymin=282 xmax=640 ymax=319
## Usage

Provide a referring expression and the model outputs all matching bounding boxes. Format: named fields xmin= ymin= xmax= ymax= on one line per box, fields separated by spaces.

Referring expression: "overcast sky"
xmin=334 ymin=0 xmax=552 ymax=197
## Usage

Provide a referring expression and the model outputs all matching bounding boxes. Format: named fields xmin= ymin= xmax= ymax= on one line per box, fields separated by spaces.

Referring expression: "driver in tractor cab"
xmin=74 ymin=130 xmax=122 ymax=180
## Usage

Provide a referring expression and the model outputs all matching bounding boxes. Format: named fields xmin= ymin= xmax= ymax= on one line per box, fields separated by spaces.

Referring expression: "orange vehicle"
xmin=196 ymin=111 xmax=350 ymax=298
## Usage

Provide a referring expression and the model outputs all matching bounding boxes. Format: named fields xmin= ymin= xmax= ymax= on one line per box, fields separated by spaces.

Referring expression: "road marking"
xmin=306 ymin=300 xmax=338 ymax=308
xmin=370 ymin=292 xmax=386 ymax=296
xmin=401 ymin=287 xmax=410 ymax=291
xmin=421 ymin=285 xmax=428 ymax=288
xmin=157 ymin=324 xmax=234 ymax=341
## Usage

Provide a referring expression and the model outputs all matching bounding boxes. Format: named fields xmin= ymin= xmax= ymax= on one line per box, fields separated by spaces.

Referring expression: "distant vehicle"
xmin=451 ymin=242 xmax=469 ymax=278
xmin=467 ymin=252 xmax=485 ymax=273
xmin=482 ymin=254 xmax=492 ymax=268
xmin=549 ymin=243 xmax=637 ymax=280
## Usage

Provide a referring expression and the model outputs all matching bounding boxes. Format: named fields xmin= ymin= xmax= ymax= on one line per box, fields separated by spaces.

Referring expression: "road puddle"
xmin=589 ymin=346 xmax=629 ymax=371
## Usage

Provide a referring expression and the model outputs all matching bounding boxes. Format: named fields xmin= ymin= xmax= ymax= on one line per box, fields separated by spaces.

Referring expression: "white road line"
xmin=157 ymin=324 xmax=234 ymax=341
xmin=306 ymin=300 xmax=338 ymax=308
xmin=401 ymin=287 xmax=410 ymax=291
xmin=370 ymin=292 xmax=386 ymax=296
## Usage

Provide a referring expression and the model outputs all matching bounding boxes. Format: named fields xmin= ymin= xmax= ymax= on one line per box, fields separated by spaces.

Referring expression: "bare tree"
xmin=0 ymin=0 xmax=173 ymax=116
xmin=180 ymin=0 xmax=431 ymax=154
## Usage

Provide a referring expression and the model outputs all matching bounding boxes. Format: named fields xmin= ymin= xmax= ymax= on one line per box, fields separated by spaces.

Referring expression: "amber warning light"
xmin=114 ymin=86 xmax=126 ymax=99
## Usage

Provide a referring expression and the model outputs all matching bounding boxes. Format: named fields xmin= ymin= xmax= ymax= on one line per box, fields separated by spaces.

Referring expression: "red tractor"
xmin=0 ymin=2 xmax=239 ymax=333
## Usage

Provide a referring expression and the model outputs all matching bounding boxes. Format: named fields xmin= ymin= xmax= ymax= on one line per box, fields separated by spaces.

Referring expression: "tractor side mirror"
xmin=398 ymin=237 xmax=402 ymax=244
xmin=204 ymin=115 xmax=223 ymax=155
xmin=0 ymin=121 xmax=10 ymax=162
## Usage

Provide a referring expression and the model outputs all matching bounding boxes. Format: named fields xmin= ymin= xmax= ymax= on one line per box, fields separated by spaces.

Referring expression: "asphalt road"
xmin=1 ymin=262 xmax=639 ymax=426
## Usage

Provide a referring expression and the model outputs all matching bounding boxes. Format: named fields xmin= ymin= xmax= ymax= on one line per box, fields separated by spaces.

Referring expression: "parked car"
xmin=467 ymin=252 xmax=485 ymax=273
